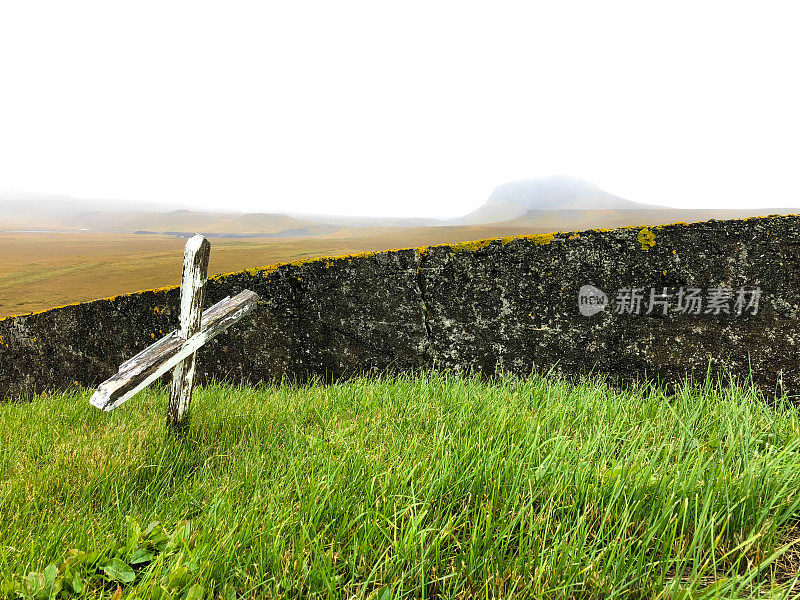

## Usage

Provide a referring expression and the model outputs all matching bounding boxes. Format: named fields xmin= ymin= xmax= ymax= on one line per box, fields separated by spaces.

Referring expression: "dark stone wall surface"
xmin=2 ymin=216 xmax=799 ymax=398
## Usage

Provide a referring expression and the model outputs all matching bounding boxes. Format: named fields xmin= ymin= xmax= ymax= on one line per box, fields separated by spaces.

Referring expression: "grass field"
xmin=1 ymin=374 xmax=799 ymax=598
xmin=0 ymin=226 xmax=534 ymax=318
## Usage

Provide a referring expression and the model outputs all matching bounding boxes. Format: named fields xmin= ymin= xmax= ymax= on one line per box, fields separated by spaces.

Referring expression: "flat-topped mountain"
xmin=451 ymin=176 xmax=662 ymax=225
xmin=2 ymin=179 xmax=798 ymax=238
xmin=2 ymin=180 xmax=799 ymax=316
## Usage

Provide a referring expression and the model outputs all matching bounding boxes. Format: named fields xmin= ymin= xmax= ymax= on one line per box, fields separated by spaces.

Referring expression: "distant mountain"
xmin=0 ymin=189 xmax=440 ymax=235
xmin=0 ymin=189 xmax=184 ymax=227
xmin=62 ymin=209 xmax=329 ymax=236
xmin=2 ymin=181 xmax=798 ymax=239
xmin=452 ymin=176 xmax=662 ymax=225
xmin=285 ymin=213 xmax=441 ymax=228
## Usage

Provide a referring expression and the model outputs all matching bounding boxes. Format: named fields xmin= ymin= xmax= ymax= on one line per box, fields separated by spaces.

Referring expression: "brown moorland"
xmin=4 ymin=205 xmax=796 ymax=318
xmin=0 ymin=225 xmax=536 ymax=317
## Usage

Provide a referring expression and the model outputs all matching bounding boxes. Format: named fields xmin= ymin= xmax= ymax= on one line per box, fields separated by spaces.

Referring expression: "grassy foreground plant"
xmin=1 ymin=374 xmax=799 ymax=598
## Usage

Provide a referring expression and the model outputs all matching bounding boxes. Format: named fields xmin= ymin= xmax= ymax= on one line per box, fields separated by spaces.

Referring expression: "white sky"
xmin=1 ymin=1 xmax=798 ymax=218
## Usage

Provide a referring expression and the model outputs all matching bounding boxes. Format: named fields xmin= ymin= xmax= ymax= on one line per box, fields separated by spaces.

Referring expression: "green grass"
xmin=1 ymin=374 xmax=800 ymax=599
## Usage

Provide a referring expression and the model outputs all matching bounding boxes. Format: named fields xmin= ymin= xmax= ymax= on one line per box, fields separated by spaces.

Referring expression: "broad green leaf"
xmin=103 ymin=558 xmax=136 ymax=584
xmin=603 ymin=466 xmax=625 ymax=482
xmin=168 ymin=520 xmax=192 ymax=551
xmin=151 ymin=533 xmax=170 ymax=552
xmin=63 ymin=549 xmax=87 ymax=570
xmin=25 ymin=572 xmax=44 ymax=595
xmin=0 ymin=578 xmax=19 ymax=597
xmin=130 ymin=547 xmax=155 ymax=565
xmin=167 ymin=565 xmax=189 ymax=590
xmin=151 ymin=584 xmax=173 ymax=600
xmin=70 ymin=571 xmax=84 ymax=594
xmin=143 ymin=521 xmax=162 ymax=538
xmin=43 ymin=564 xmax=58 ymax=588
xmin=186 ymin=583 xmax=204 ymax=600
xmin=380 ymin=588 xmax=393 ymax=600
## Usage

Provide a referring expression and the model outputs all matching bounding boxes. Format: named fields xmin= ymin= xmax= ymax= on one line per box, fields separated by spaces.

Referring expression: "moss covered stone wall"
xmin=2 ymin=216 xmax=799 ymax=398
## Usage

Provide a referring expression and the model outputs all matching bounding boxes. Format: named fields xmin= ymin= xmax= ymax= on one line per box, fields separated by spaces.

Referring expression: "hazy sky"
xmin=1 ymin=1 xmax=798 ymax=217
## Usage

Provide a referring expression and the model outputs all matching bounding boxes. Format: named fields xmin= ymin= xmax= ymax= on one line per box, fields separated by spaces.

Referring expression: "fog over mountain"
xmin=1 ymin=178 xmax=797 ymax=237
xmin=451 ymin=176 xmax=663 ymax=225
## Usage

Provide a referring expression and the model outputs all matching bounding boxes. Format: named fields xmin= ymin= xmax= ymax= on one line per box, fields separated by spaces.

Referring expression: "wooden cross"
xmin=90 ymin=234 xmax=259 ymax=428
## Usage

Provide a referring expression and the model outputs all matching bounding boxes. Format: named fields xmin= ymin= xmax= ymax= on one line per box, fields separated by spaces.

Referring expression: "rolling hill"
xmin=4 ymin=178 xmax=798 ymax=237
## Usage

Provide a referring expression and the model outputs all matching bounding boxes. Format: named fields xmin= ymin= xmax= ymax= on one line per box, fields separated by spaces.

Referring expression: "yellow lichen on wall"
xmin=528 ymin=233 xmax=555 ymax=245
xmin=449 ymin=239 xmax=495 ymax=253
xmin=637 ymin=227 xmax=656 ymax=251
xmin=499 ymin=233 xmax=556 ymax=246
xmin=0 ymin=283 xmax=180 ymax=323
xmin=214 ymin=249 xmax=393 ymax=283
xmin=2 ymin=214 xmax=792 ymax=322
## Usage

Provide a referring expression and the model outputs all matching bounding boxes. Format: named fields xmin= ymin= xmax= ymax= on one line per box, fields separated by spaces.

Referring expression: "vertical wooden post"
xmin=167 ymin=234 xmax=211 ymax=430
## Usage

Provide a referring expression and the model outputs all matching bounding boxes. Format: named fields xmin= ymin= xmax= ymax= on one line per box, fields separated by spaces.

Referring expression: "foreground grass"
xmin=1 ymin=375 xmax=800 ymax=599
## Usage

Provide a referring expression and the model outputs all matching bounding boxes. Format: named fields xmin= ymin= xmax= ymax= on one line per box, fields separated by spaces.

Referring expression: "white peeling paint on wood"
xmin=167 ymin=234 xmax=211 ymax=428
xmin=89 ymin=290 xmax=259 ymax=412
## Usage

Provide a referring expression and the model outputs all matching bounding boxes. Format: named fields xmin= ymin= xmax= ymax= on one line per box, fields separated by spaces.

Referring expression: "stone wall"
xmin=2 ymin=215 xmax=799 ymax=399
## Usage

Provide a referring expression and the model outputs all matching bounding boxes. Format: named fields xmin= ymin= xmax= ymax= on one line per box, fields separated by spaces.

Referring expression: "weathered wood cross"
xmin=90 ymin=234 xmax=259 ymax=428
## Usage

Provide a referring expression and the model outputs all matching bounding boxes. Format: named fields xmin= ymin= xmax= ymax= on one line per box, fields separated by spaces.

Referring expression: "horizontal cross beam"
xmin=90 ymin=290 xmax=259 ymax=412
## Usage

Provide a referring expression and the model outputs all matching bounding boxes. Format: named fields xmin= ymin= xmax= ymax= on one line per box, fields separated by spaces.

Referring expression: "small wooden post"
xmin=90 ymin=235 xmax=259 ymax=419
xmin=89 ymin=290 xmax=260 ymax=412
xmin=167 ymin=234 xmax=211 ymax=430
